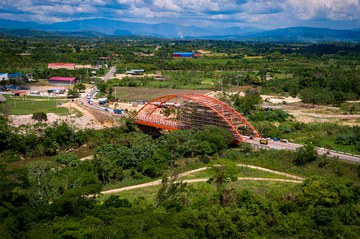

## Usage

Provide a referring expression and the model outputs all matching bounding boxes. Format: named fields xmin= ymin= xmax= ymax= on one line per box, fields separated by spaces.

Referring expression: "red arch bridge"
xmin=134 ymin=94 xmax=259 ymax=143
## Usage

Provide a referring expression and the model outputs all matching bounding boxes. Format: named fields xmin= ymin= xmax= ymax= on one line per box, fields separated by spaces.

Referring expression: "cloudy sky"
xmin=0 ymin=0 xmax=359 ymax=29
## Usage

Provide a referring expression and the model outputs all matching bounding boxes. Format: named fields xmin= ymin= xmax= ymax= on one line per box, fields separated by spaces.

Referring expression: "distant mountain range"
xmin=0 ymin=18 xmax=360 ymax=42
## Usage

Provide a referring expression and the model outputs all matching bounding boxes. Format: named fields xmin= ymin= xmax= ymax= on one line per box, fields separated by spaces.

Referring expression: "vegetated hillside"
xmin=0 ymin=28 xmax=107 ymax=37
xmin=238 ymin=27 xmax=360 ymax=42
xmin=0 ymin=114 xmax=360 ymax=238
xmin=0 ymin=28 xmax=58 ymax=37
xmin=43 ymin=18 xmax=260 ymax=38
xmin=1 ymin=18 xmax=360 ymax=41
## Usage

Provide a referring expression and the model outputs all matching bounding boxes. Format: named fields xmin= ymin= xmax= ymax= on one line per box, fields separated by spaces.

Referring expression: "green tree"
xmin=96 ymin=81 xmax=107 ymax=93
xmin=293 ymin=143 xmax=318 ymax=166
xmin=340 ymin=102 xmax=360 ymax=115
xmin=298 ymin=176 xmax=356 ymax=207
xmin=103 ymin=195 xmax=132 ymax=208
xmin=67 ymin=89 xmax=79 ymax=98
xmin=208 ymin=160 xmax=239 ymax=206
xmin=73 ymin=83 xmax=86 ymax=93
xmin=32 ymin=112 xmax=47 ymax=122
xmin=156 ymin=175 xmax=189 ymax=210
xmin=0 ymin=116 xmax=17 ymax=151
xmin=233 ymin=89 xmax=262 ymax=115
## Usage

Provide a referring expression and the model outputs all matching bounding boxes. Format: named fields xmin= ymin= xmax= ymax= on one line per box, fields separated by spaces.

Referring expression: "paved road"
xmin=245 ymin=138 xmax=360 ymax=163
xmin=103 ymin=66 xmax=116 ymax=82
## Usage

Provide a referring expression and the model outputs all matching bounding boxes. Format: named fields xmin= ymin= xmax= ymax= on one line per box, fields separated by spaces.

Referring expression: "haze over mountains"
xmin=1 ymin=18 xmax=360 ymax=42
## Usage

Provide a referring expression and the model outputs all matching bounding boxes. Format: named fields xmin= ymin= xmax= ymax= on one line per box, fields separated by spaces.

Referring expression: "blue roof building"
xmin=8 ymin=73 xmax=23 ymax=78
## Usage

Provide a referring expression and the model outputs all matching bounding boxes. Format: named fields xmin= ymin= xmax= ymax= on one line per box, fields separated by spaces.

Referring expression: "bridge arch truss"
xmin=134 ymin=94 xmax=259 ymax=142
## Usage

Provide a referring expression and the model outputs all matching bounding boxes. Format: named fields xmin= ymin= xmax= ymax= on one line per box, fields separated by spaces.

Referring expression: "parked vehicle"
xmin=113 ymin=109 xmax=123 ymax=114
xmin=260 ymin=139 xmax=268 ymax=145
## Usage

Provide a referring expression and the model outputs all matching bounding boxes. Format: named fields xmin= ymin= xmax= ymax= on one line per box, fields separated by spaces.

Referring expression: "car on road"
xmin=113 ymin=109 xmax=123 ymax=114
xmin=260 ymin=139 xmax=268 ymax=145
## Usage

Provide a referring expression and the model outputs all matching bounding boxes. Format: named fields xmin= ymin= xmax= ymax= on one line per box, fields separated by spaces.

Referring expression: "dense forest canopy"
xmin=1 ymin=114 xmax=360 ymax=238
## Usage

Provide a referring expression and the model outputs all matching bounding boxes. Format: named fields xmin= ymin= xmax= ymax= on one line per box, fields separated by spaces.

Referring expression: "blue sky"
xmin=0 ymin=0 xmax=359 ymax=29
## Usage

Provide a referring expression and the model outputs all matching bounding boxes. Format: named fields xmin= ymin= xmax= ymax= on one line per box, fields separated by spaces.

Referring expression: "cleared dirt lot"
xmin=266 ymin=102 xmax=360 ymax=126
xmin=10 ymin=113 xmax=104 ymax=130
xmin=114 ymin=87 xmax=210 ymax=101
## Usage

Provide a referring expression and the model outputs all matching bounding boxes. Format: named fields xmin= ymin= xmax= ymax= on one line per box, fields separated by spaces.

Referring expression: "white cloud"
xmin=287 ymin=0 xmax=360 ymax=21
xmin=0 ymin=0 xmax=359 ymax=28
xmin=153 ymin=0 xmax=181 ymax=11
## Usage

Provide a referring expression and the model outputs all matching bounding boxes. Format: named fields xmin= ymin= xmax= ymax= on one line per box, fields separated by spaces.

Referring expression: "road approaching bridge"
xmin=245 ymin=137 xmax=360 ymax=163
xmin=103 ymin=66 xmax=116 ymax=82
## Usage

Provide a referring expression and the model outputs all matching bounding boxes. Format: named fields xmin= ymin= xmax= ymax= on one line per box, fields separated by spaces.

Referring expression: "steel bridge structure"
xmin=134 ymin=94 xmax=259 ymax=143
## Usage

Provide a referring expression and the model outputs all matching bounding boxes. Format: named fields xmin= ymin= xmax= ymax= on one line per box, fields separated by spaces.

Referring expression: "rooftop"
xmin=8 ymin=73 xmax=22 ymax=77
xmin=48 ymin=77 xmax=76 ymax=82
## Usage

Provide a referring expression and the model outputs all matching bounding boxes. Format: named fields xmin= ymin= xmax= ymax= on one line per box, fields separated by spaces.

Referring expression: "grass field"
xmin=98 ymin=148 xmax=359 ymax=203
xmin=233 ymin=149 xmax=360 ymax=186
xmin=180 ymin=166 xmax=291 ymax=180
xmin=99 ymin=180 xmax=299 ymax=204
xmin=114 ymin=87 xmax=211 ymax=101
xmin=102 ymin=162 xmax=297 ymax=192
xmin=3 ymin=94 xmax=70 ymax=115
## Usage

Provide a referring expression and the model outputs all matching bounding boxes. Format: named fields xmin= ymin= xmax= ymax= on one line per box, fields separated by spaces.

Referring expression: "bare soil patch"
xmin=10 ymin=113 xmax=104 ymax=130
xmin=114 ymin=87 xmax=210 ymax=101
xmin=269 ymin=102 xmax=360 ymax=125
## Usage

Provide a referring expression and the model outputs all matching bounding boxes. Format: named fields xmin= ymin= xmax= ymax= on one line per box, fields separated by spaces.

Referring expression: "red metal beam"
xmin=134 ymin=94 xmax=259 ymax=142
xmin=135 ymin=119 xmax=179 ymax=131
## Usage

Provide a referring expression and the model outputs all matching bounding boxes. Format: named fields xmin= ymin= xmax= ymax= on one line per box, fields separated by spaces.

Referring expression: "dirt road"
xmin=101 ymin=178 xmax=302 ymax=194
xmin=101 ymin=164 xmax=304 ymax=194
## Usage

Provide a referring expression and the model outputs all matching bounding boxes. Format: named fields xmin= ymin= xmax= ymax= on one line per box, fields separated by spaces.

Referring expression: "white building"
xmin=0 ymin=73 xmax=8 ymax=81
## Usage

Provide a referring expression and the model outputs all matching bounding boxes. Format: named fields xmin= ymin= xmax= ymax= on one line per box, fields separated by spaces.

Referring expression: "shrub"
xmin=32 ymin=112 xmax=47 ymax=122
xmin=293 ymin=143 xmax=317 ymax=166
xmin=335 ymin=135 xmax=356 ymax=145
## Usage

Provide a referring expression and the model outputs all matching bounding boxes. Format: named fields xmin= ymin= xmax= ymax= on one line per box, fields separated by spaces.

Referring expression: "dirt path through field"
xmin=101 ymin=164 xmax=304 ymax=194
xmin=287 ymin=109 xmax=360 ymax=125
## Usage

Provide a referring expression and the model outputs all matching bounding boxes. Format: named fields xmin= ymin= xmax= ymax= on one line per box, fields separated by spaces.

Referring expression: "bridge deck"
xmin=135 ymin=115 xmax=186 ymax=131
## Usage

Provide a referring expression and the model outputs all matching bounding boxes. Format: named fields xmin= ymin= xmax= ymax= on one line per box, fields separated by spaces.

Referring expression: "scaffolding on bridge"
xmin=134 ymin=94 xmax=259 ymax=143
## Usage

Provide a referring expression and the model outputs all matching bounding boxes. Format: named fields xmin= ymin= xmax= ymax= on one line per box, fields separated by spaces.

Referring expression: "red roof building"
xmin=48 ymin=77 xmax=77 ymax=85
xmin=48 ymin=63 xmax=76 ymax=70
